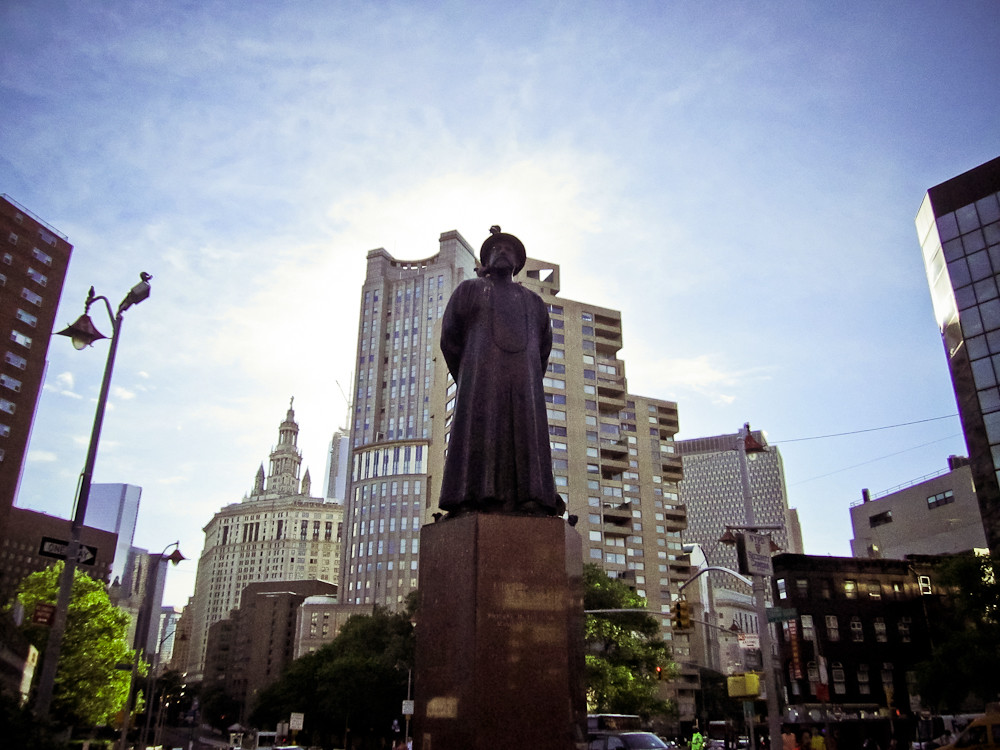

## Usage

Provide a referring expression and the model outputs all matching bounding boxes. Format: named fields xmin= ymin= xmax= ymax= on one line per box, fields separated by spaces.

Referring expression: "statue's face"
xmin=490 ymin=240 xmax=518 ymax=272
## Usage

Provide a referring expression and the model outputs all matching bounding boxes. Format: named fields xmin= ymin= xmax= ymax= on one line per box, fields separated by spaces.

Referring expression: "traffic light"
xmin=675 ymin=599 xmax=692 ymax=629
xmin=656 ymin=665 xmax=663 ymax=680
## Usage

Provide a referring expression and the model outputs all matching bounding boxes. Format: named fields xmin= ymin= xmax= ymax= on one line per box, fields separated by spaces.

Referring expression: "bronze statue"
xmin=438 ymin=226 xmax=565 ymax=517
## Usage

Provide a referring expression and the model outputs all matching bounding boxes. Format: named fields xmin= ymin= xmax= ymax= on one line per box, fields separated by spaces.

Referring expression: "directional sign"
xmin=766 ymin=606 xmax=798 ymax=623
xmin=38 ymin=537 xmax=98 ymax=566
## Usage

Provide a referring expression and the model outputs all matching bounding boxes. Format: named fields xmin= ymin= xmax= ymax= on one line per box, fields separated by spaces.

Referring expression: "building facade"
xmin=917 ymin=155 xmax=1000 ymax=554
xmin=202 ymin=579 xmax=338 ymax=720
xmin=850 ymin=456 xmax=987 ymax=559
xmin=84 ymin=483 xmax=141 ymax=589
xmin=0 ymin=506 xmax=117 ymax=605
xmin=0 ymin=195 xmax=73 ymax=530
xmin=340 ymin=232 xmax=479 ymax=608
xmin=676 ymin=427 xmax=800 ymax=573
xmin=185 ymin=402 xmax=344 ymax=680
xmin=340 ymin=231 xmax=693 ymax=718
xmin=771 ymin=553 xmax=950 ymax=728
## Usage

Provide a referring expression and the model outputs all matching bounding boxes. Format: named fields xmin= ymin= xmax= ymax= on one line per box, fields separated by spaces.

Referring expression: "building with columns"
xmin=184 ymin=401 xmax=344 ymax=680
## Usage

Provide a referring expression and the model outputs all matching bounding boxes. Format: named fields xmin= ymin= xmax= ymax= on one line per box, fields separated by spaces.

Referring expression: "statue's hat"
xmin=480 ymin=225 xmax=526 ymax=275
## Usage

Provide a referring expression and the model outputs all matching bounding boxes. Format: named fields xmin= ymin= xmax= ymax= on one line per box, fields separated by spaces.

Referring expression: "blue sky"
xmin=3 ymin=1 xmax=998 ymax=607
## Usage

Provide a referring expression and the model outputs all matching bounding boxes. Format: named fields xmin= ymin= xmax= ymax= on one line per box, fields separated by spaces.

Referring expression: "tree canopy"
xmin=584 ymin=563 xmax=675 ymax=718
xmin=250 ymin=606 xmax=414 ymax=747
xmin=8 ymin=562 xmax=136 ymax=727
xmin=914 ymin=552 xmax=1000 ymax=712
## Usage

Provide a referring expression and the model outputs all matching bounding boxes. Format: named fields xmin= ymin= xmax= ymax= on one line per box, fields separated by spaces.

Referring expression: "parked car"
xmin=589 ymin=731 xmax=672 ymax=749
xmin=940 ymin=713 xmax=1000 ymax=750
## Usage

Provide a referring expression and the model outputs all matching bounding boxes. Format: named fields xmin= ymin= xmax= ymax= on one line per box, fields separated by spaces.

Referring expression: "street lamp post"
xmin=34 ymin=274 xmax=153 ymax=720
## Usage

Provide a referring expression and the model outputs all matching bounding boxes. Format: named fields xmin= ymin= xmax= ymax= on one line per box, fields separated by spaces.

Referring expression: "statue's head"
xmin=480 ymin=225 xmax=526 ymax=275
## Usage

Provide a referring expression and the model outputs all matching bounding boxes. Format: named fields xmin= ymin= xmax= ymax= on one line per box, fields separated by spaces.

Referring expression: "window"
xmin=832 ymin=661 xmax=846 ymax=694
xmin=1 ymin=374 xmax=22 ymax=393
xmin=32 ymin=246 xmax=53 ymax=265
xmin=869 ymin=510 xmax=893 ymax=527
xmin=857 ymin=663 xmax=871 ymax=694
xmin=918 ymin=575 xmax=932 ymax=595
xmin=927 ymin=490 xmax=955 ymax=509
xmin=898 ymin=617 xmax=911 ymax=643
xmin=9 ymin=331 xmax=30 ymax=348
xmin=795 ymin=579 xmax=809 ymax=597
xmin=20 ymin=288 xmax=42 ymax=306
xmin=850 ymin=617 xmax=863 ymax=642
xmin=844 ymin=580 xmax=857 ymax=599
xmin=15 ymin=309 xmax=37 ymax=327
xmin=825 ymin=614 xmax=839 ymax=642
xmin=0 ymin=399 xmax=15 ymax=415
xmin=777 ymin=578 xmax=787 ymax=600
xmin=800 ymin=614 xmax=815 ymax=641
xmin=4 ymin=352 xmax=26 ymax=370
xmin=874 ymin=617 xmax=887 ymax=643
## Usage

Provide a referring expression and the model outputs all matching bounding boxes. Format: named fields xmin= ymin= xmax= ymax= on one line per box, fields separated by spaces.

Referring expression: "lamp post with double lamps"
xmin=34 ymin=274 xmax=153 ymax=720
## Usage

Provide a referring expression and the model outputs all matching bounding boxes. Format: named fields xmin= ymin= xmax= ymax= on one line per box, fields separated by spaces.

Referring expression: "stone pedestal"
xmin=413 ymin=514 xmax=585 ymax=750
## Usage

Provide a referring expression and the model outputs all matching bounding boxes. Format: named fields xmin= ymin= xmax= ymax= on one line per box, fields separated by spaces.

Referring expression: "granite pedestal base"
xmin=413 ymin=513 xmax=585 ymax=750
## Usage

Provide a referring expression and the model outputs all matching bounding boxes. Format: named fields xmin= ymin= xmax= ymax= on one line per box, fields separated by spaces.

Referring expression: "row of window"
xmin=776 ymin=575 xmax=932 ymax=600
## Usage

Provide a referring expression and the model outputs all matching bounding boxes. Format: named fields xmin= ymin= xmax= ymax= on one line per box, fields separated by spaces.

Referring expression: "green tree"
xmin=7 ymin=562 xmax=135 ymax=727
xmin=584 ymin=563 xmax=675 ymax=718
xmin=251 ymin=606 xmax=414 ymax=747
xmin=914 ymin=553 xmax=1000 ymax=712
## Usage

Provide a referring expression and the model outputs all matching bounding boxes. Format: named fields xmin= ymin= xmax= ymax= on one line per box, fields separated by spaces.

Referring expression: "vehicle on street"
xmin=589 ymin=731 xmax=672 ymax=749
xmin=939 ymin=713 xmax=1000 ymax=750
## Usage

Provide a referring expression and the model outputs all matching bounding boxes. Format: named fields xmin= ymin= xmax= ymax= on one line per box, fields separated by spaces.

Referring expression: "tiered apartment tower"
xmin=185 ymin=401 xmax=344 ymax=679
xmin=0 ymin=195 xmax=73 ymax=530
xmin=340 ymin=231 xmax=693 ymax=711
xmin=917 ymin=155 xmax=1000 ymax=555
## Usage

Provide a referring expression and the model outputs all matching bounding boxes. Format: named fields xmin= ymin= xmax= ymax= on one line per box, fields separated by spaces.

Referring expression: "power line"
xmin=789 ymin=433 xmax=963 ymax=486
xmin=774 ymin=414 xmax=959 ymax=444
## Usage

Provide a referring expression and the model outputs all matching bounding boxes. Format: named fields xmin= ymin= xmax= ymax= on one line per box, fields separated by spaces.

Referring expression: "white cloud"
xmin=42 ymin=371 xmax=82 ymax=399
xmin=26 ymin=450 xmax=58 ymax=463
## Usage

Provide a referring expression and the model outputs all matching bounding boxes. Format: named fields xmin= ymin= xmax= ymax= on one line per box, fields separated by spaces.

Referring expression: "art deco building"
xmin=185 ymin=402 xmax=344 ymax=680
xmin=917 ymin=155 xmax=1000 ymax=555
xmin=850 ymin=455 xmax=987 ymax=559
xmin=340 ymin=231 xmax=693 ymax=718
xmin=0 ymin=195 xmax=73 ymax=530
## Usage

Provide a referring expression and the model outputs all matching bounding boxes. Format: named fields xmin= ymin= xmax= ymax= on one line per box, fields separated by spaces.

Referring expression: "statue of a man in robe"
xmin=437 ymin=226 xmax=566 ymax=517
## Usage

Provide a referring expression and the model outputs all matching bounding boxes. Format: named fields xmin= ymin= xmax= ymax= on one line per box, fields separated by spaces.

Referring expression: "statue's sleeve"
xmin=441 ymin=281 xmax=470 ymax=379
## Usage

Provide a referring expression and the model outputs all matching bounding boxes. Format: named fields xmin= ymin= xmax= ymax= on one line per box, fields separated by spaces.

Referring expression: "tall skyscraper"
xmin=917 ymin=155 xmax=1000 ymax=555
xmin=185 ymin=402 xmax=343 ymax=679
xmin=676 ymin=426 xmax=797 ymax=573
xmin=340 ymin=230 xmax=694 ymax=714
xmin=84 ymin=483 xmax=141 ymax=589
xmin=0 ymin=195 xmax=73 ymax=530
xmin=340 ymin=232 xmax=479 ymax=607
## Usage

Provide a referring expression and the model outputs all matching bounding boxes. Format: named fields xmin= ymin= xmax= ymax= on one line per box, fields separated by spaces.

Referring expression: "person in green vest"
xmin=692 ymin=730 xmax=705 ymax=750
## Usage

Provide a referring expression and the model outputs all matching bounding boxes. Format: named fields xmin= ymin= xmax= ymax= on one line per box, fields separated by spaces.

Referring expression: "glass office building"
xmin=917 ymin=155 xmax=1000 ymax=555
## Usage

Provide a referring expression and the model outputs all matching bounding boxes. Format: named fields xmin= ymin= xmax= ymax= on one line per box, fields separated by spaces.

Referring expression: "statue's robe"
xmin=438 ymin=276 xmax=564 ymax=515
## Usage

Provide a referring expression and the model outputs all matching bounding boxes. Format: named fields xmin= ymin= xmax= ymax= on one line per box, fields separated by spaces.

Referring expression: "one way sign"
xmin=38 ymin=537 xmax=98 ymax=566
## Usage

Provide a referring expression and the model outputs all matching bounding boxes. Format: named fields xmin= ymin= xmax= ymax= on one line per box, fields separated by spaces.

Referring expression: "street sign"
xmin=402 ymin=700 xmax=414 ymax=716
xmin=38 ymin=537 xmax=98 ymax=566
xmin=766 ymin=606 xmax=797 ymax=623
xmin=289 ymin=712 xmax=304 ymax=731
xmin=738 ymin=633 xmax=760 ymax=650
xmin=737 ymin=532 xmax=774 ymax=577
xmin=32 ymin=603 xmax=56 ymax=625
